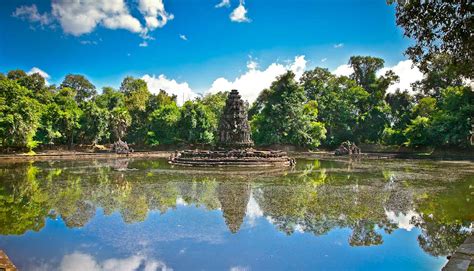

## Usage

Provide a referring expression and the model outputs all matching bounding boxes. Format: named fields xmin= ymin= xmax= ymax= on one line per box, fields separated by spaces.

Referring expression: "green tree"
xmin=147 ymin=102 xmax=180 ymax=146
xmin=389 ymin=0 xmax=473 ymax=78
xmin=251 ymin=71 xmax=326 ymax=148
xmin=0 ymin=77 xmax=42 ymax=150
xmin=177 ymin=101 xmax=215 ymax=144
xmin=79 ymin=100 xmax=110 ymax=145
xmin=52 ymin=88 xmax=83 ymax=148
xmin=60 ymin=74 xmax=97 ymax=103
xmin=404 ymin=116 xmax=432 ymax=147
xmin=110 ymin=107 xmax=132 ymax=141
xmin=120 ymin=77 xmax=151 ymax=144
xmin=430 ymin=86 xmax=474 ymax=147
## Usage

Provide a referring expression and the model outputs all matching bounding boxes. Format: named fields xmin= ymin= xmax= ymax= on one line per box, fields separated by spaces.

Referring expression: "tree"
xmin=300 ymin=69 xmax=369 ymax=146
xmin=60 ymin=74 xmax=97 ymax=103
xmin=0 ymin=77 xmax=42 ymax=150
xmin=412 ymin=54 xmax=466 ymax=100
xmin=251 ymin=71 xmax=326 ymax=148
xmin=52 ymin=88 xmax=83 ymax=148
xmin=147 ymin=103 xmax=180 ymax=146
xmin=177 ymin=101 xmax=215 ymax=144
xmin=389 ymin=0 xmax=473 ymax=78
xmin=383 ymin=90 xmax=414 ymax=145
xmin=430 ymin=86 xmax=474 ymax=147
xmin=79 ymin=100 xmax=110 ymax=145
xmin=349 ymin=56 xmax=385 ymax=93
xmin=110 ymin=107 xmax=131 ymax=141
xmin=120 ymin=77 xmax=151 ymax=144
xmin=404 ymin=116 xmax=432 ymax=147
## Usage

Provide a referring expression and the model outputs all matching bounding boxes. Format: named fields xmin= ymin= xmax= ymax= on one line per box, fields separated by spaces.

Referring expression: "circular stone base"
xmin=169 ymin=149 xmax=295 ymax=167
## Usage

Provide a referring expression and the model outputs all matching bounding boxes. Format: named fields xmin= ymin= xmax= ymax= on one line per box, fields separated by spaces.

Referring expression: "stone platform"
xmin=169 ymin=149 xmax=295 ymax=167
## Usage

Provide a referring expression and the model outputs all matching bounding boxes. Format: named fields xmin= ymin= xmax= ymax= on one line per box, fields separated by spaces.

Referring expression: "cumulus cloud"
xmin=138 ymin=0 xmax=174 ymax=31
xmin=179 ymin=34 xmax=188 ymax=41
xmin=14 ymin=0 xmax=172 ymax=39
xmin=142 ymin=74 xmax=199 ymax=106
xmin=207 ymin=55 xmax=307 ymax=103
xmin=332 ymin=60 xmax=424 ymax=94
xmin=27 ymin=67 xmax=51 ymax=85
xmin=12 ymin=4 xmax=53 ymax=27
xmin=333 ymin=43 xmax=344 ymax=48
xmin=377 ymin=60 xmax=423 ymax=94
xmin=246 ymin=193 xmax=263 ymax=226
xmin=230 ymin=1 xmax=250 ymax=23
xmin=215 ymin=0 xmax=231 ymax=8
xmin=139 ymin=41 xmax=149 ymax=47
xmin=59 ymin=252 xmax=172 ymax=271
xmin=332 ymin=64 xmax=353 ymax=77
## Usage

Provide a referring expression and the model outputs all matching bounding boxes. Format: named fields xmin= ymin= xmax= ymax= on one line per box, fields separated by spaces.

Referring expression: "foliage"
xmin=389 ymin=0 xmax=473 ymax=78
xmin=60 ymin=74 xmax=97 ymax=103
xmin=0 ymin=77 xmax=42 ymax=150
xmin=251 ymin=71 xmax=326 ymax=148
xmin=177 ymin=101 xmax=215 ymax=144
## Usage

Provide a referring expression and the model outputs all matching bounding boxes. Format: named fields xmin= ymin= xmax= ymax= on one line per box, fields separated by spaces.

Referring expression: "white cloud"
xmin=142 ymin=74 xmax=199 ymax=106
xmin=12 ymin=4 xmax=52 ymax=27
xmin=321 ymin=58 xmax=327 ymax=63
xmin=80 ymin=40 xmax=98 ymax=45
xmin=332 ymin=64 xmax=353 ymax=77
xmin=179 ymin=34 xmax=188 ymax=41
xmin=332 ymin=60 xmax=424 ymax=94
xmin=333 ymin=43 xmax=344 ymax=48
xmin=207 ymin=55 xmax=307 ymax=103
xmin=385 ymin=210 xmax=420 ymax=231
xmin=27 ymin=67 xmax=51 ymax=85
xmin=230 ymin=266 xmax=250 ymax=271
xmin=14 ymin=1 xmax=172 ymax=39
xmin=59 ymin=252 xmax=172 ymax=271
xmin=246 ymin=60 xmax=258 ymax=70
xmin=215 ymin=0 xmax=231 ymax=8
xmin=230 ymin=1 xmax=250 ymax=23
xmin=139 ymin=41 xmax=149 ymax=47
xmin=377 ymin=60 xmax=423 ymax=94
xmin=138 ymin=0 xmax=174 ymax=30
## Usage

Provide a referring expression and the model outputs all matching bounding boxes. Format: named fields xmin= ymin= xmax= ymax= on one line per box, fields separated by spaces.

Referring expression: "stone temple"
xmin=169 ymin=89 xmax=294 ymax=167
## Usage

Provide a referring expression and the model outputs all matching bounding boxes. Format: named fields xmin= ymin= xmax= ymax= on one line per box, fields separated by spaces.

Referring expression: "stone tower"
xmin=217 ymin=89 xmax=254 ymax=149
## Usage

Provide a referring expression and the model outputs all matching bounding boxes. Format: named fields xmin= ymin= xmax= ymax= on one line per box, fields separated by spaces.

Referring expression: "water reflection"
xmin=0 ymin=158 xmax=472 ymax=259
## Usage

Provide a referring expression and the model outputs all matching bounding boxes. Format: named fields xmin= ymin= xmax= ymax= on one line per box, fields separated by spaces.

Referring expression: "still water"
xmin=0 ymin=158 xmax=472 ymax=271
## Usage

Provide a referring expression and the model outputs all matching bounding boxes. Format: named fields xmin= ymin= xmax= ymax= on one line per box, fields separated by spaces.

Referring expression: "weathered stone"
xmin=335 ymin=141 xmax=361 ymax=156
xmin=0 ymin=250 xmax=17 ymax=271
xmin=218 ymin=89 xmax=254 ymax=149
xmin=169 ymin=90 xmax=294 ymax=167
xmin=112 ymin=139 xmax=133 ymax=154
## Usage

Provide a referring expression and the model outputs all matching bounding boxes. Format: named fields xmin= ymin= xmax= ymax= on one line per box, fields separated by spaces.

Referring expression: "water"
xmin=0 ymin=158 xmax=472 ymax=271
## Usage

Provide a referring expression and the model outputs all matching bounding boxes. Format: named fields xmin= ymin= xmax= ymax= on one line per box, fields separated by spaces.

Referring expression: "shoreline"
xmin=0 ymin=149 xmax=473 ymax=163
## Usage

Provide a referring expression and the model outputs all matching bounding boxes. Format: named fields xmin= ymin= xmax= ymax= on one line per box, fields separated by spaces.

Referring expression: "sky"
xmin=0 ymin=0 xmax=423 ymax=104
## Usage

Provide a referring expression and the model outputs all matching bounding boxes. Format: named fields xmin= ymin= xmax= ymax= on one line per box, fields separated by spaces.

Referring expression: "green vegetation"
xmin=0 ymin=53 xmax=472 ymax=151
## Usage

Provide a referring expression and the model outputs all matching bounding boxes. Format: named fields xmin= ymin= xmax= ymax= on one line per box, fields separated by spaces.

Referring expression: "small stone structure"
xmin=112 ymin=139 xmax=133 ymax=154
xmin=334 ymin=141 xmax=361 ymax=156
xmin=0 ymin=250 xmax=17 ymax=271
xmin=170 ymin=89 xmax=294 ymax=167
xmin=442 ymin=235 xmax=474 ymax=271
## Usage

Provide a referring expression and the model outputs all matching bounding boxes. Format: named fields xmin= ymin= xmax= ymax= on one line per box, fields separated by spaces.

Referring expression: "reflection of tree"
xmin=0 ymin=164 xmax=51 ymax=235
xmin=412 ymin=177 xmax=473 ymax=256
xmin=0 ymin=158 xmax=471 ymax=257
xmin=218 ymin=182 xmax=250 ymax=233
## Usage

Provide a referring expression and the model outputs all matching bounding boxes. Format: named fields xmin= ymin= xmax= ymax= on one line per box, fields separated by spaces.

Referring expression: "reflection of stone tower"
xmin=217 ymin=182 xmax=251 ymax=233
xmin=217 ymin=90 xmax=254 ymax=149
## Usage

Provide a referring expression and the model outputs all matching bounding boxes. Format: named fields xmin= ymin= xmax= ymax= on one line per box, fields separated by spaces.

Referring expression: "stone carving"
xmin=334 ymin=141 xmax=361 ymax=156
xmin=112 ymin=139 xmax=133 ymax=154
xmin=169 ymin=90 xmax=294 ymax=167
xmin=218 ymin=89 xmax=254 ymax=149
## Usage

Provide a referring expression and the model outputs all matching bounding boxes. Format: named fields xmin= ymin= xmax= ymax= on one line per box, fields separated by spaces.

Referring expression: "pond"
xmin=0 ymin=158 xmax=472 ymax=271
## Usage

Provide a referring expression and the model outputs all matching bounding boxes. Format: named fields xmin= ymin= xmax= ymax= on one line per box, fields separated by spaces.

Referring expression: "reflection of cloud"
xmin=59 ymin=252 xmax=172 ymax=271
xmin=230 ymin=266 xmax=250 ymax=271
xmin=385 ymin=210 xmax=420 ymax=231
xmin=176 ymin=197 xmax=187 ymax=206
xmin=245 ymin=193 xmax=263 ymax=226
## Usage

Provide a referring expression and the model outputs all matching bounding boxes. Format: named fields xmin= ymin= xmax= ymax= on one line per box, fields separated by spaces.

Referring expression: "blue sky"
xmin=0 ymin=0 xmax=419 ymax=102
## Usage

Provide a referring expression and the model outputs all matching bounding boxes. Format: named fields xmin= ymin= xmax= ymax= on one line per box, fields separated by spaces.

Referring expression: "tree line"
xmin=0 ymin=54 xmax=472 ymax=152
